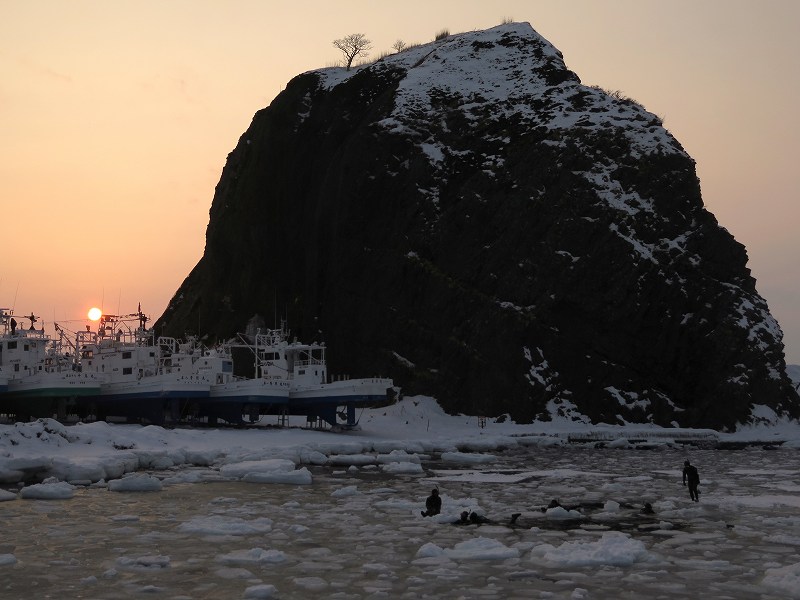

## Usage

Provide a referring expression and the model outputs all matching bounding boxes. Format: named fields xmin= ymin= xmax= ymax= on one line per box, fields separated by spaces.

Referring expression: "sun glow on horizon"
xmin=88 ymin=307 xmax=103 ymax=321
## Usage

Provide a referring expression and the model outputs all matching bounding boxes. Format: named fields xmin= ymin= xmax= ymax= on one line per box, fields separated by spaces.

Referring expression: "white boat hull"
xmin=182 ymin=378 xmax=291 ymax=424
xmin=79 ymin=374 xmax=211 ymax=424
xmin=1 ymin=371 xmax=101 ymax=420
xmin=288 ymin=377 xmax=393 ymax=406
xmin=98 ymin=374 xmax=210 ymax=401
xmin=5 ymin=371 xmax=101 ymax=398
xmin=209 ymin=378 xmax=290 ymax=403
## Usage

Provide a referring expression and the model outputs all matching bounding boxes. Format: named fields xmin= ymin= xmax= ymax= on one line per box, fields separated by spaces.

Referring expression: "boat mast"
xmin=254 ymin=329 xmax=259 ymax=378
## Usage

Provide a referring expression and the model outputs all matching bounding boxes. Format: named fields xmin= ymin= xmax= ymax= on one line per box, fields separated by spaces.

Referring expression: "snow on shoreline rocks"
xmin=1 ymin=395 xmax=800 ymax=494
xmin=0 ymin=398 xmax=550 ymax=489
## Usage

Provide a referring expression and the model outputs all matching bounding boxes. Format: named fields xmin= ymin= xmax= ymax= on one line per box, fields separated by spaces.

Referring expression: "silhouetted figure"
xmin=455 ymin=510 xmax=490 ymax=525
xmin=641 ymin=502 xmax=655 ymax=515
xmin=421 ymin=488 xmax=441 ymax=517
xmin=683 ymin=460 xmax=700 ymax=502
xmin=469 ymin=511 xmax=489 ymax=524
xmin=539 ymin=498 xmax=562 ymax=512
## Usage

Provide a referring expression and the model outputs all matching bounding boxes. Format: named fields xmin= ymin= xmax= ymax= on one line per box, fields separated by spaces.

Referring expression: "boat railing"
xmin=157 ymin=336 xmax=178 ymax=354
xmin=294 ymin=358 xmax=324 ymax=368
xmin=3 ymin=327 xmax=49 ymax=341
xmin=96 ymin=326 xmax=149 ymax=347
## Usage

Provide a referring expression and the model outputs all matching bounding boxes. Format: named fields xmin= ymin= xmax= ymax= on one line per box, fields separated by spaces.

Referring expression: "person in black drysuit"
xmin=683 ymin=460 xmax=700 ymax=502
xmin=454 ymin=510 xmax=491 ymax=525
xmin=421 ymin=488 xmax=441 ymax=517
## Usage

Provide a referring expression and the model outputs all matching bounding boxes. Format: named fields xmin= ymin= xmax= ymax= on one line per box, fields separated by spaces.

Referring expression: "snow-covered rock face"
xmin=318 ymin=21 xmax=684 ymax=235
xmin=157 ymin=22 xmax=799 ymax=429
xmin=322 ymin=23 xmax=681 ymax=160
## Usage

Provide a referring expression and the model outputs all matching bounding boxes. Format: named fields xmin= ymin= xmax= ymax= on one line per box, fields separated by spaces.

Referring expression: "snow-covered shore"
xmin=2 ymin=395 xmax=799 ymax=492
xmin=3 ymin=395 xmax=800 ymax=599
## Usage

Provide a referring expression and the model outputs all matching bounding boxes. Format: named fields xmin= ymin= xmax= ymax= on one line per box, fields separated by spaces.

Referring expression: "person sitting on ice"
xmin=641 ymin=502 xmax=655 ymax=515
xmin=421 ymin=488 xmax=441 ymax=517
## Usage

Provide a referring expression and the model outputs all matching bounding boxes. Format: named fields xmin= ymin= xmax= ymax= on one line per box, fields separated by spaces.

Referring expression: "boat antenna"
xmin=137 ymin=303 xmax=148 ymax=331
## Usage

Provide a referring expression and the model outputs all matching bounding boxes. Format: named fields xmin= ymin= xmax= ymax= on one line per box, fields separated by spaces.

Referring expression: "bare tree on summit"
xmin=333 ymin=33 xmax=372 ymax=70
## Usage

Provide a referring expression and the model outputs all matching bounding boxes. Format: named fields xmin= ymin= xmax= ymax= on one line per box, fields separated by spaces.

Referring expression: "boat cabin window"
xmin=122 ymin=351 xmax=132 ymax=360
xmin=7 ymin=341 xmax=16 ymax=350
xmin=82 ymin=350 xmax=93 ymax=359
xmin=299 ymin=369 xmax=305 ymax=375
xmin=123 ymin=367 xmax=132 ymax=375
xmin=24 ymin=344 xmax=29 ymax=351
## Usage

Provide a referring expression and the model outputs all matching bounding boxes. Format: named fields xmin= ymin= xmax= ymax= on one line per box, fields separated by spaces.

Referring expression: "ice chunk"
xmin=244 ymin=584 xmax=278 ymax=598
xmin=19 ymin=480 xmax=74 ymax=499
xmin=440 ymin=451 xmax=498 ymax=464
xmin=530 ymin=531 xmax=652 ymax=567
xmin=242 ymin=467 xmax=312 ymax=485
xmin=762 ymin=562 xmax=800 ymax=596
xmin=219 ymin=459 xmax=297 ymax=479
xmin=178 ymin=516 xmax=273 ymax=536
xmin=108 ymin=473 xmax=162 ymax=492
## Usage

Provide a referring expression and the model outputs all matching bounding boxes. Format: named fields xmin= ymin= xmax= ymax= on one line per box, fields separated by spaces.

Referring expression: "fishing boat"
xmin=259 ymin=322 xmax=393 ymax=427
xmin=0 ymin=308 xmax=101 ymax=421
xmin=0 ymin=359 xmax=8 ymax=396
xmin=76 ymin=308 xmax=210 ymax=424
xmin=189 ymin=336 xmax=290 ymax=425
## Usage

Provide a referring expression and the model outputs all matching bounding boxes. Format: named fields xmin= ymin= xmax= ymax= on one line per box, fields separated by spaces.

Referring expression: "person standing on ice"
xmin=683 ymin=460 xmax=700 ymax=502
xmin=421 ymin=488 xmax=441 ymax=517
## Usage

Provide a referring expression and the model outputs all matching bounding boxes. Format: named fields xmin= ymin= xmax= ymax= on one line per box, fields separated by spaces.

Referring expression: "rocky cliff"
xmin=156 ymin=22 xmax=799 ymax=430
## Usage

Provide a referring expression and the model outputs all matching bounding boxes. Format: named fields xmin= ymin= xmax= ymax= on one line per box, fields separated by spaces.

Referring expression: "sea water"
xmin=2 ymin=446 xmax=799 ymax=599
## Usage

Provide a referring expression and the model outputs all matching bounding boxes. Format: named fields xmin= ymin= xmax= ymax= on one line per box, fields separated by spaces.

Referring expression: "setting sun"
xmin=88 ymin=307 xmax=103 ymax=321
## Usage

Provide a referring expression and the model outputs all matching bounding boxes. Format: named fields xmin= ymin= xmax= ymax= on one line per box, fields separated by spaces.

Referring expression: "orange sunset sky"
xmin=1 ymin=1 xmax=799 ymax=363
